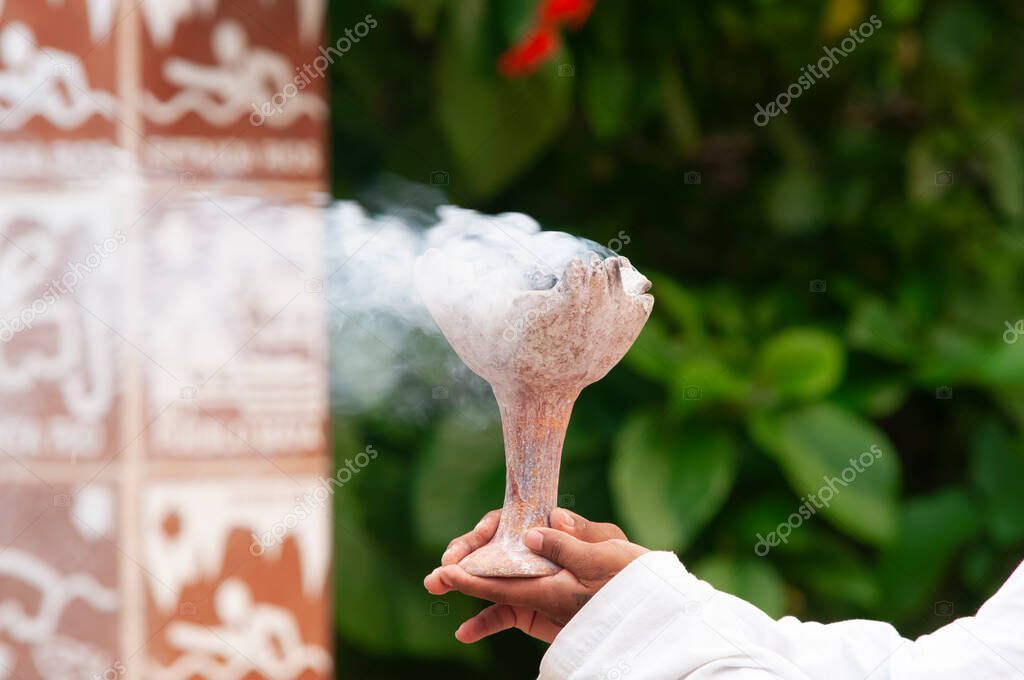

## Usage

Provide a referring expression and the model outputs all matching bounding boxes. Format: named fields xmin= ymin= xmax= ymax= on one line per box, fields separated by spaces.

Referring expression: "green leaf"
xmin=764 ymin=169 xmax=826 ymax=234
xmin=393 ymin=0 xmax=446 ymax=37
xmin=975 ymin=341 xmax=1024 ymax=387
xmin=692 ymin=556 xmax=787 ymax=618
xmin=646 ymin=272 xmax=704 ymax=338
xmin=847 ymin=297 xmax=916 ymax=361
xmin=334 ymin=489 xmax=401 ymax=651
xmin=756 ymin=328 xmax=845 ymax=400
xmin=979 ymin=125 xmax=1024 ymax=220
xmin=880 ymin=0 xmax=922 ymax=23
xmin=670 ymin=354 xmax=749 ymax=412
xmin=749 ymin=403 xmax=900 ymax=544
xmin=335 ymin=488 xmax=485 ymax=661
xmin=832 ymin=376 xmax=908 ymax=418
xmin=969 ymin=422 xmax=1024 ymax=545
xmin=612 ymin=413 xmax=737 ymax=550
xmin=906 ymin=135 xmax=948 ymax=205
xmin=879 ymin=489 xmax=980 ymax=621
xmin=660 ymin=58 xmax=700 ymax=155
xmin=435 ymin=4 xmax=572 ymax=197
xmin=583 ymin=57 xmax=631 ymax=139
xmin=915 ymin=325 xmax=989 ymax=384
xmin=495 ymin=0 xmax=533 ymax=40
xmin=411 ymin=412 xmax=505 ymax=550
xmin=925 ymin=4 xmax=992 ymax=76
xmin=791 ymin=535 xmax=880 ymax=610
xmin=624 ymin=316 xmax=684 ymax=383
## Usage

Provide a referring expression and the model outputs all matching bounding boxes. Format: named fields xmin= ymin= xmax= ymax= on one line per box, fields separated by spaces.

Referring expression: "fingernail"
xmin=552 ymin=508 xmax=574 ymax=528
xmin=525 ymin=529 xmax=543 ymax=551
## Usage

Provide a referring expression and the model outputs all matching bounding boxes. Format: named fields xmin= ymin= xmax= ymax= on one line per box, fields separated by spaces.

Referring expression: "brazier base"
xmin=459 ymin=537 xmax=560 ymax=578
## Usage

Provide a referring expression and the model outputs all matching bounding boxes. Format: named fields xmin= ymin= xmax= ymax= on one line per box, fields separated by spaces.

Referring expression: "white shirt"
xmin=540 ymin=551 xmax=1024 ymax=680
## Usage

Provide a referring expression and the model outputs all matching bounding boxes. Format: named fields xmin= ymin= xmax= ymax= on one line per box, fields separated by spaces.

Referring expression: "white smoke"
xmin=325 ymin=197 xmax=617 ymax=419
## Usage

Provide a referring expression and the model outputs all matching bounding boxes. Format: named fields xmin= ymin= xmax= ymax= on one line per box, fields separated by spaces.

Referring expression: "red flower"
xmin=498 ymin=25 xmax=560 ymax=78
xmin=498 ymin=0 xmax=596 ymax=78
xmin=539 ymin=0 xmax=595 ymax=27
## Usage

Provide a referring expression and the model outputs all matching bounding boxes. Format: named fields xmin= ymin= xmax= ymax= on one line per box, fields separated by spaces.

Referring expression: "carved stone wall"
xmin=0 ymin=3 xmax=331 ymax=679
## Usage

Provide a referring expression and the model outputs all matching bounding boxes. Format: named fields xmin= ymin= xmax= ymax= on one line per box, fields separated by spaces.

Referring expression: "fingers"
xmin=550 ymin=508 xmax=627 ymax=543
xmin=423 ymin=566 xmax=454 ymax=595
xmin=436 ymin=508 xmax=624 ymax=569
xmin=525 ymin=530 xmax=647 ymax=580
xmin=428 ymin=565 xmax=554 ymax=610
xmin=455 ymin=604 xmax=562 ymax=644
xmin=441 ymin=510 xmax=501 ymax=566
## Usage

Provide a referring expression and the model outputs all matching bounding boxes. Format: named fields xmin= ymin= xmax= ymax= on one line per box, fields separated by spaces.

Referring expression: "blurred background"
xmin=328 ymin=0 xmax=1024 ymax=678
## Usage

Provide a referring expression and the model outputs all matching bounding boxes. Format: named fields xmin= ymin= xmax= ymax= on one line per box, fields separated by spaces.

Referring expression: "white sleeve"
xmin=539 ymin=552 xmax=1024 ymax=680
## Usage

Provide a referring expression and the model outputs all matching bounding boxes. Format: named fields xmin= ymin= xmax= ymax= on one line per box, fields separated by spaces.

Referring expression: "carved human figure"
xmin=0 ymin=23 xmax=117 ymax=130
xmin=142 ymin=19 xmax=325 ymax=127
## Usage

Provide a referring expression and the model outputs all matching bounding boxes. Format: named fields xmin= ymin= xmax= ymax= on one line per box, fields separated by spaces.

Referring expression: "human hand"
xmin=424 ymin=508 xmax=647 ymax=643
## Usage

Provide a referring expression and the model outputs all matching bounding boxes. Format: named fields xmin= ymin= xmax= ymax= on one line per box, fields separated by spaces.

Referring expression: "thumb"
xmin=524 ymin=528 xmax=631 ymax=579
xmin=550 ymin=508 xmax=627 ymax=543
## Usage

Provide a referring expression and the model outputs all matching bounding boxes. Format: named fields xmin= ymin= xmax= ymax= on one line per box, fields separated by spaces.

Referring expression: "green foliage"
xmin=750 ymin=404 xmax=900 ymax=544
xmin=692 ymin=556 xmax=787 ymax=619
xmin=412 ymin=413 xmax=505 ymax=550
xmin=330 ymin=0 xmax=1024 ymax=676
xmin=611 ymin=413 xmax=737 ymax=550
xmin=878 ymin=489 xmax=981 ymax=621
xmin=756 ymin=328 xmax=845 ymax=400
xmin=436 ymin=0 xmax=573 ymax=196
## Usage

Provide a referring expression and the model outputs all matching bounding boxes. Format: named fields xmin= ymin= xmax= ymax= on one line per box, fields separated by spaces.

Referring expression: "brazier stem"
xmin=459 ymin=384 xmax=577 ymax=577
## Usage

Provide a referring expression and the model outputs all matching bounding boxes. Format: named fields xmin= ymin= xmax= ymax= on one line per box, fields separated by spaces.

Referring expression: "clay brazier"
xmin=416 ymin=253 xmax=654 ymax=577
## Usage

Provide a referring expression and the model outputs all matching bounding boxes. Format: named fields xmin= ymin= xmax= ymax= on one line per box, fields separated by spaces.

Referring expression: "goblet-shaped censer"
xmin=416 ymin=250 xmax=654 ymax=577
